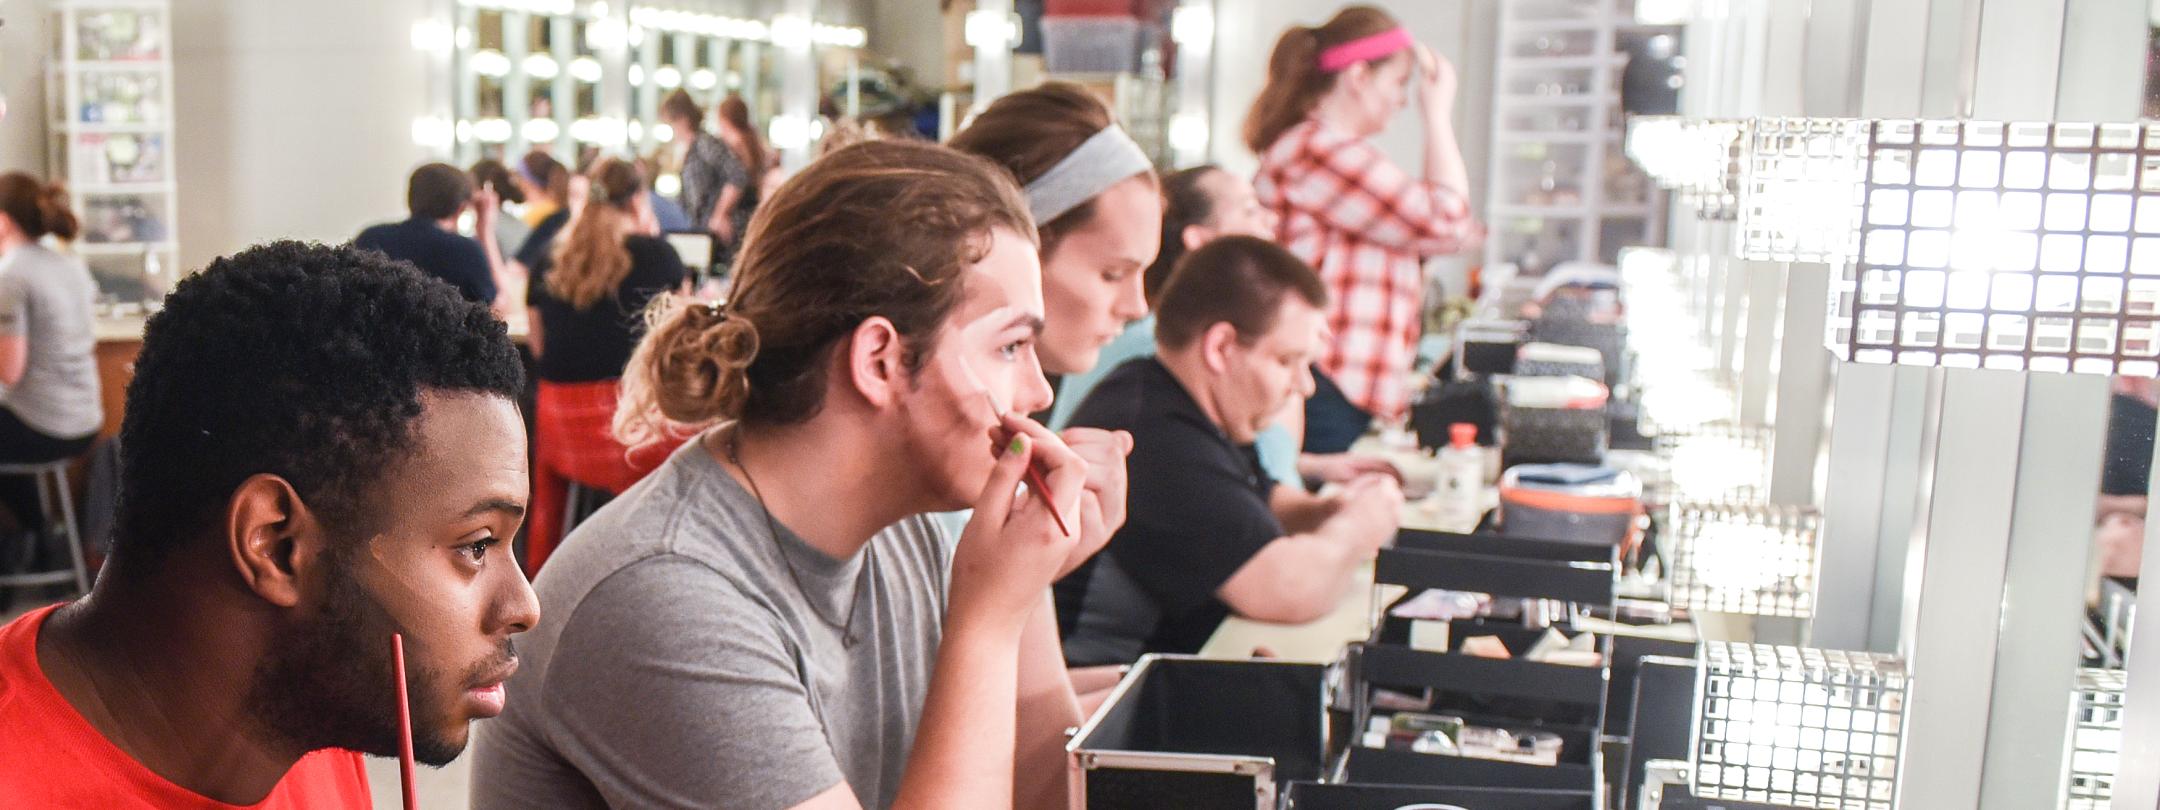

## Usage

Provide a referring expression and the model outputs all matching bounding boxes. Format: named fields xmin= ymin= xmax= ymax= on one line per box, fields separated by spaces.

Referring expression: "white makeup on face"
xmin=1038 ymin=177 xmax=1161 ymax=375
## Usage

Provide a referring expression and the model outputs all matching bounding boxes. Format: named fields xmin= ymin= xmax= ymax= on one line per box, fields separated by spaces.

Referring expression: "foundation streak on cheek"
xmin=360 ymin=539 xmax=465 ymax=655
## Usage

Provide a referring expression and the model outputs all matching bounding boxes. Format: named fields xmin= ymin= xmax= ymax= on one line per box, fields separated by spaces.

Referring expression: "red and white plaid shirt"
xmin=1254 ymin=118 xmax=1477 ymax=422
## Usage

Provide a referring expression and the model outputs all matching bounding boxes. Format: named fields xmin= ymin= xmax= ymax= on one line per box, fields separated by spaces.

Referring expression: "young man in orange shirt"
xmin=0 ymin=241 xmax=539 ymax=807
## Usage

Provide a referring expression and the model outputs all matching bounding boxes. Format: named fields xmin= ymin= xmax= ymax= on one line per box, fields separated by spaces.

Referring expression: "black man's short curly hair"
xmin=115 ymin=240 xmax=525 ymax=560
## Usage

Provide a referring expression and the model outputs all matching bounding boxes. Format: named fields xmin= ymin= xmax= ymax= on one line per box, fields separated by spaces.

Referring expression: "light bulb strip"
xmin=1737 ymin=117 xmax=1870 ymax=263
xmin=1667 ymin=500 xmax=1820 ymax=619
xmin=458 ymin=0 xmax=580 ymax=16
xmin=1833 ymin=119 xmax=2160 ymax=377
xmin=2067 ymin=667 xmax=2127 ymax=808
xmin=1628 ymin=116 xmax=1747 ymax=221
xmin=625 ymin=6 xmax=864 ymax=48
xmin=1694 ymin=642 xmax=1908 ymax=810
xmin=1649 ymin=421 xmax=1772 ymax=503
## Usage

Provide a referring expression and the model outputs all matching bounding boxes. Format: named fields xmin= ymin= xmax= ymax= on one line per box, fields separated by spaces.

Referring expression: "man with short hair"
xmin=356 ymin=162 xmax=509 ymax=308
xmin=1054 ymin=235 xmax=1403 ymax=666
xmin=0 ymin=242 xmax=540 ymax=807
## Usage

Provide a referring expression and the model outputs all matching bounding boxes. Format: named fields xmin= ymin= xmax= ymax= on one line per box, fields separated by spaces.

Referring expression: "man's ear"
xmin=226 ymin=474 xmax=335 ymax=608
xmin=845 ymin=315 xmax=908 ymax=410
xmin=1199 ymin=321 xmax=1240 ymax=375
xmin=1181 ymin=223 xmax=1212 ymax=252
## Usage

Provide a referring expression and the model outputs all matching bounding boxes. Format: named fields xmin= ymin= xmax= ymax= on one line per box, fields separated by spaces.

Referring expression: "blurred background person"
xmin=521 ymin=159 xmax=689 ymax=573
xmin=661 ymin=89 xmax=753 ymax=266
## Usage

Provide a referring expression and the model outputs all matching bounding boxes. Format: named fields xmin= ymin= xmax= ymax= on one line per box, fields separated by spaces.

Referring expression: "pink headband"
xmin=1317 ymin=27 xmax=1413 ymax=72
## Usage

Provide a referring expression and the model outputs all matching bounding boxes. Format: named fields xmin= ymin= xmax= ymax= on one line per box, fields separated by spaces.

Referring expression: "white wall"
xmin=867 ymin=0 xmax=940 ymax=82
xmin=170 ymin=0 xmax=435 ymax=272
xmin=0 ymin=0 xmax=53 ymax=176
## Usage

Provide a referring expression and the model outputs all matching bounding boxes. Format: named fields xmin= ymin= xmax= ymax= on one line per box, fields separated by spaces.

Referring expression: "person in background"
xmin=948 ymin=82 xmax=1162 ymax=405
xmin=0 ymin=242 xmax=536 ymax=807
xmin=470 ymin=140 xmax=1130 ymax=810
xmin=633 ymin=153 xmax=694 ymax=233
xmin=514 ymin=149 xmax=572 ymax=231
xmin=470 ymin=158 xmax=533 ymax=264
xmin=717 ymin=93 xmax=781 ymax=213
xmin=0 ymin=175 xmax=100 ymax=546
xmin=513 ymin=152 xmax=575 ymax=280
xmin=1045 ymin=165 xmax=1398 ymax=489
xmin=521 ymin=159 xmax=689 ymax=574
xmin=2098 ymin=376 xmax=2158 ymax=583
xmin=1247 ymin=6 xmax=1483 ymax=453
xmin=662 ymin=89 xmax=754 ymax=263
xmin=353 ymin=163 xmax=509 ymax=311
xmin=816 ymin=116 xmax=876 ymax=160
xmin=1054 ymin=236 xmax=1402 ymax=667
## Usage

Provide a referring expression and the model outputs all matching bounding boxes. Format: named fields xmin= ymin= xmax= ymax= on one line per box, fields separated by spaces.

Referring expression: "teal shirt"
xmin=1050 ymin=316 xmax=1303 ymax=488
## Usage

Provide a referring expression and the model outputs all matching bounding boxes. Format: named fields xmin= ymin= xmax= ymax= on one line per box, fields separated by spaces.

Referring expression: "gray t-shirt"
xmin=0 ymin=244 xmax=100 ymax=438
xmin=471 ymin=438 xmax=949 ymax=810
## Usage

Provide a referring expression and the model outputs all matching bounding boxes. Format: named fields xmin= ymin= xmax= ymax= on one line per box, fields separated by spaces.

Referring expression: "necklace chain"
xmin=726 ymin=432 xmax=867 ymax=647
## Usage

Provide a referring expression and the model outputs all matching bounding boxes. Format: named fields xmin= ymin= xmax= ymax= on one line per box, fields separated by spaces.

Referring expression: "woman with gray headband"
xmin=950 ymin=83 xmax=1163 ymax=390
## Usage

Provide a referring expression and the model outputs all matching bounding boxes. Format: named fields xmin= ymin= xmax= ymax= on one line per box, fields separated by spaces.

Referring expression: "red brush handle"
xmin=393 ymin=633 xmax=418 ymax=810
xmin=1022 ymin=462 xmax=1071 ymax=537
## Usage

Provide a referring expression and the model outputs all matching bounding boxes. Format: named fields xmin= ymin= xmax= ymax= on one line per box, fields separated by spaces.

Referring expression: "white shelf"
xmin=1495 ymin=94 xmax=1602 ymax=109
xmin=61 ymin=60 xmax=165 ymax=73
xmin=74 ymin=241 xmax=175 ymax=255
xmin=1508 ymin=18 xmax=1602 ymax=33
xmin=73 ymin=182 xmax=175 ymax=194
xmin=1499 ymin=54 xmax=1627 ymax=70
xmin=1498 ymin=130 xmax=1604 ymax=144
xmin=1487 ymin=0 xmax=1665 ymax=269
xmin=50 ymin=0 xmax=178 ymax=302
xmin=52 ymin=121 xmax=169 ymax=134
xmin=1491 ymin=204 xmax=1595 ymax=219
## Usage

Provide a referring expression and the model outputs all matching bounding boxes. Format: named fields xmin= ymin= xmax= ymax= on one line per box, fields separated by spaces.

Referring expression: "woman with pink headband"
xmin=1246 ymin=5 xmax=1483 ymax=453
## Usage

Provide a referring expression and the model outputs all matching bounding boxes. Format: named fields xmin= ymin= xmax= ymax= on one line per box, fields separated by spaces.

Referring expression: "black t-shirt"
xmin=515 ymin=209 xmax=573 ymax=274
xmin=353 ymin=218 xmax=496 ymax=305
xmin=526 ymin=235 xmax=686 ymax=383
xmin=1052 ymin=357 xmax=1283 ymax=666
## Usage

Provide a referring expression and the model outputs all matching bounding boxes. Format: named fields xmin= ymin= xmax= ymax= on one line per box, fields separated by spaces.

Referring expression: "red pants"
xmin=527 ymin=379 xmax=683 ymax=576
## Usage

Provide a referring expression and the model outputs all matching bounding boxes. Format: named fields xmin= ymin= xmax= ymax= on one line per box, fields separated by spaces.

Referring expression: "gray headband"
xmin=1022 ymin=125 xmax=1154 ymax=225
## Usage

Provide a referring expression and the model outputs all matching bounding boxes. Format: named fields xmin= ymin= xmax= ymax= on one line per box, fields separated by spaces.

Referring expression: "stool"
xmin=0 ymin=460 xmax=90 ymax=594
xmin=563 ymin=480 xmax=588 ymax=539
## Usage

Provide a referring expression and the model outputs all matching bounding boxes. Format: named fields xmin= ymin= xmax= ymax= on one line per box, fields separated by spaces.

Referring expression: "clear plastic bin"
xmin=1042 ymin=16 xmax=1146 ymax=74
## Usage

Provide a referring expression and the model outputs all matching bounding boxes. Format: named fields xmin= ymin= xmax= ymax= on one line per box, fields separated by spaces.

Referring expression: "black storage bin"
xmin=1284 ymin=781 xmax=1595 ymax=809
xmin=1339 ymin=742 xmax=1600 ymax=793
xmin=1500 ymin=402 xmax=1609 ymax=468
xmin=1623 ymin=656 xmax=1700 ymax=810
xmin=1655 ymin=786 xmax=1803 ymax=810
xmin=1457 ymin=319 xmax=1528 ymax=377
xmin=1605 ymin=635 xmax=1699 ymax=734
xmin=1382 ymin=530 xmax=1621 ymax=607
xmin=1068 ymin=655 xmax=1327 ymax=809
xmin=1338 ymin=531 xmax=1621 ymax=793
xmin=1529 ymin=317 xmax=1629 ymax=388
xmin=1412 ymin=380 xmax=1499 ymax=450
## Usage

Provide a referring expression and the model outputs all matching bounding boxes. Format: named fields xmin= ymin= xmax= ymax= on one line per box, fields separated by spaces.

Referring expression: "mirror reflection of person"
xmin=2097 ymin=375 xmax=2157 ymax=583
xmin=661 ymin=89 xmax=754 ymax=264
xmin=0 ymin=174 xmax=101 ymax=545
xmin=2 ymin=243 xmax=538 ymax=805
xmin=352 ymin=163 xmax=511 ymax=315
